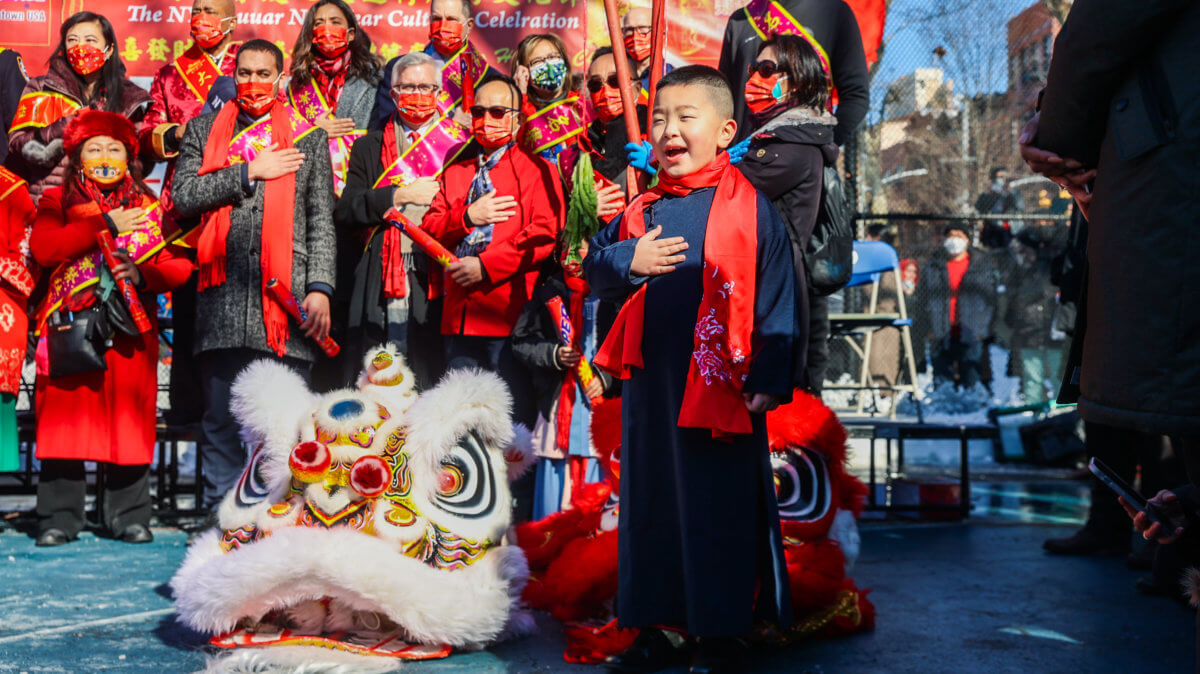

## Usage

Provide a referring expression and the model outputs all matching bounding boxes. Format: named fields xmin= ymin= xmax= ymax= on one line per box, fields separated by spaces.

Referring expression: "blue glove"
xmin=726 ymin=137 xmax=752 ymax=164
xmin=625 ymin=140 xmax=657 ymax=175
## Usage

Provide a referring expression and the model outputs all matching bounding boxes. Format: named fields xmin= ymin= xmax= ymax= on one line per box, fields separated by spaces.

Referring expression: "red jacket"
xmin=30 ymin=185 xmax=193 ymax=465
xmin=423 ymin=145 xmax=563 ymax=337
xmin=136 ymin=44 xmax=239 ymax=225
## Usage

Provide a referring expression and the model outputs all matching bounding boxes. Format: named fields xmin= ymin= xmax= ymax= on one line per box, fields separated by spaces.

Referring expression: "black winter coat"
xmin=735 ymin=107 xmax=832 ymax=386
xmin=510 ymin=272 xmax=617 ymax=420
xmin=1036 ymin=0 xmax=1200 ymax=434
xmin=328 ymin=128 xmax=446 ymax=385
xmin=1004 ymin=255 xmax=1059 ymax=350
xmin=918 ymin=249 xmax=998 ymax=344
xmin=736 ymin=108 xmax=838 ymax=261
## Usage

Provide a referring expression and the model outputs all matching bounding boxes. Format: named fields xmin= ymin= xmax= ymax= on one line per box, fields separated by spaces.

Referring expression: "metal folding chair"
xmin=825 ymin=240 xmax=923 ymax=421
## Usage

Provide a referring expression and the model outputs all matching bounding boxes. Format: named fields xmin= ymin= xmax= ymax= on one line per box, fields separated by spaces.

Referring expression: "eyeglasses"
xmin=586 ymin=74 xmax=621 ymax=93
xmin=393 ymin=83 xmax=439 ymax=95
xmin=469 ymin=105 xmax=519 ymax=120
xmin=622 ymin=26 xmax=652 ymax=37
xmin=527 ymin=54 xmax=564 ymax=68
xmin=749 ymin=59 xmax=781 ymax=77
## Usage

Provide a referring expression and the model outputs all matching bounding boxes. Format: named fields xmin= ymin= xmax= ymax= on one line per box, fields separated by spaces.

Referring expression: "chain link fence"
xmin=829 ymin=0 xmax=1077 ymax=415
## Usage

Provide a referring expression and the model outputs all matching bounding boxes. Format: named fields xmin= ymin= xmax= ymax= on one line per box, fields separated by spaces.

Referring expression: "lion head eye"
xmin=773 ymin=448 xmax=832 ymax=522
xmin=430 ymin=432 xmax=496 ymax=520
xmin=438 ymin=465 xmax=464 ymax=497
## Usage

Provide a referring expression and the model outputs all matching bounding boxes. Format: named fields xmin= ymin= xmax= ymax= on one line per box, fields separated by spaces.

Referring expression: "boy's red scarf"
xmin=196 ymin=100 xmax=295 ymax=357
xmin=378 ymin=116 xmax=407 ymax=299
xmin=594 ymin=153 xmax=760 ymax=437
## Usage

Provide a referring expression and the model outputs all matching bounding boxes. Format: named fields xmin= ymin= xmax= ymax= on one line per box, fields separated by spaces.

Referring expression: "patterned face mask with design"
xmin=191 ymin=14 xmax=232 ymax=50
xmin=530 ymin=58 xmax=567 ymax=93
xmin=81 ymin=156 xmax=127 ymax=186
xmin=67 ymin=44 xmax=109 ymax=76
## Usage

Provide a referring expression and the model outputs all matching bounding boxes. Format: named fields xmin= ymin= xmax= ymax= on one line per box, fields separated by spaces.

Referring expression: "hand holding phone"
xmin=1090 ymin=458 xmax=1186 ymax=543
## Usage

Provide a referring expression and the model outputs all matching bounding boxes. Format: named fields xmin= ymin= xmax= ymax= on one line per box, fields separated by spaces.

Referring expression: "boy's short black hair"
xmin=238 ymin=39 xmax=284 ymax=74
xmin=655 ymin=65 xmax=734 ymax=120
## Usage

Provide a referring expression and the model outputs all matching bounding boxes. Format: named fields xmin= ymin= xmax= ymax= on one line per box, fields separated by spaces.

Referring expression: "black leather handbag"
xmin=45 ymin=307 xmax=110 ymax=378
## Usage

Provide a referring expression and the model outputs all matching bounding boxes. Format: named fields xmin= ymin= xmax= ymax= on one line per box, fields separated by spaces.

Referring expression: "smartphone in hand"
xmin=1089 ymin=457 xmax=1185 ymax=535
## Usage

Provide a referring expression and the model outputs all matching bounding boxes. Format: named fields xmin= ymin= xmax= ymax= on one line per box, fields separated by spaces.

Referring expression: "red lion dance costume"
xmin=515 ymin=392 xmax=876 ymax=663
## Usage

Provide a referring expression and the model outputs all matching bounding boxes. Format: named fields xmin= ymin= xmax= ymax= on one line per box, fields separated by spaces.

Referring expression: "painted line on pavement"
xmin=0 ymin=608 xmax=174 ymax=644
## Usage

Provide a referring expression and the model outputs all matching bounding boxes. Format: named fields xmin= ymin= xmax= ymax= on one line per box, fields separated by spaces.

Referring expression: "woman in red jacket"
xmin=0 ymin=167 xmax=37 ymax=473
xmin=29 ymin=110 xmax=192 ymax=547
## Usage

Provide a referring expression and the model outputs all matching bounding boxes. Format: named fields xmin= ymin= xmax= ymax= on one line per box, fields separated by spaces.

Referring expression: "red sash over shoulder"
xmin=594 ymin=153 xmax=760 ymax=437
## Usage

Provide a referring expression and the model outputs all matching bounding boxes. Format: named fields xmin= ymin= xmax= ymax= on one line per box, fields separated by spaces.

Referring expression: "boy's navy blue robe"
xmin=585 ymin=186 xmax=797 ymax=637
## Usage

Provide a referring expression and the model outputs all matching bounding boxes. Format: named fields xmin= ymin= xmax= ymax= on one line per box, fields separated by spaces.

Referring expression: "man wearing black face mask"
xmin=918 ymin=222 xmax=998 ymax=390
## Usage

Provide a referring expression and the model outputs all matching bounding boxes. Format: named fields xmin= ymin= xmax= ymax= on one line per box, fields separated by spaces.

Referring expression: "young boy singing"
xmin=584 ymin=65 xmax=798 ymax=671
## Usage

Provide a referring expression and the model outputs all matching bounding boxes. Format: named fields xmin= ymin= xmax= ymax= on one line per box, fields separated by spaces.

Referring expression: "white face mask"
xmin=944 ymin=237 xmax=968 ymax=256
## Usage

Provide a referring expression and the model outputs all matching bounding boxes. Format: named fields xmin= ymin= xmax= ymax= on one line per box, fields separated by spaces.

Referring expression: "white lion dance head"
xmin=171 ymin=345 xmax=537 ymax=670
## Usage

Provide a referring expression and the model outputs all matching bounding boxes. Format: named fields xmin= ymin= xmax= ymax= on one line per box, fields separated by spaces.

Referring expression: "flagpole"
xmin=601 ymin=0 xmax=643 ymax=197
xmin=646 ymin=0 xmax=666 ymax=115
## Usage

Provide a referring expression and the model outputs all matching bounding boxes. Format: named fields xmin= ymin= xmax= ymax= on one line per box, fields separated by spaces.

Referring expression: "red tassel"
xmin=197 ymin=256 xmax=226 ymax=292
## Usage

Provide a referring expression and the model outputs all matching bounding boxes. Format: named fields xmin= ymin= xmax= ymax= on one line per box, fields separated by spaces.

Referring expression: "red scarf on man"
xmin=196 ymin=100 xmax=295 ymax=357
xmin=554 ymin=272 xmax=590 ymax=450
xmin=594 ymin=152 xmax=760 ymax=437
xmin=378 ymin=117 xmax=408 ymax=299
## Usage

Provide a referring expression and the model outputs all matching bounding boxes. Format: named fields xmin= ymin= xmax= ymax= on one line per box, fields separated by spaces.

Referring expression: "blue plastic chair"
xmin=826 ymin=240 xmax=923 ymax=420
xmin=847 ymin=240 xmax=902 ymax=289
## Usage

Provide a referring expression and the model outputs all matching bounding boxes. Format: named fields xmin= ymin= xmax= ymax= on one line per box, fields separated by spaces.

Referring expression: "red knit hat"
xmin=63 ymin=109 xmax=139 ymax=157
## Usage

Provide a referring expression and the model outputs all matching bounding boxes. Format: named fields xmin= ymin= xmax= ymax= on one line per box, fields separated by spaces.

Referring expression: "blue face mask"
xmin=530 ymin=57 xmax=567 ymax=91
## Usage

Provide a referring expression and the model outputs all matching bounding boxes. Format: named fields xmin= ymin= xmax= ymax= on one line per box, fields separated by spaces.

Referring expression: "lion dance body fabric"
xmin=515 ymin=391 xmax=876 ymax=663
xmin=171 ymin=345 xmax=537 ymax=669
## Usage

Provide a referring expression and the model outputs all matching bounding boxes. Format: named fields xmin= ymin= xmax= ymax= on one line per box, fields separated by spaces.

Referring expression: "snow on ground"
xmin=833 ymin=345 xmax=1032 ymax=471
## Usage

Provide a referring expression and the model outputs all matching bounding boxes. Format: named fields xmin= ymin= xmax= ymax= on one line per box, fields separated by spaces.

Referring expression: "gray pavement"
xmin=0 ymin=520 xmax=1191 ymax=673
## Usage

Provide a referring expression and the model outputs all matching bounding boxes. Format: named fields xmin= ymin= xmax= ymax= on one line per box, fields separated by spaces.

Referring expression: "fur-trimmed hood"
xmin=753 ymin=106 xmax=840 ymax=165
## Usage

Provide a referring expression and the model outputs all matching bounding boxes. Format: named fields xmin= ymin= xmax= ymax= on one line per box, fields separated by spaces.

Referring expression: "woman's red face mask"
xmin=744 ymin=71 xmax=789 ymax=115
xmin=313 ymin=24 xmax=350 ymax=58
xmin=67 ymin=44 xmax=108 ymax=76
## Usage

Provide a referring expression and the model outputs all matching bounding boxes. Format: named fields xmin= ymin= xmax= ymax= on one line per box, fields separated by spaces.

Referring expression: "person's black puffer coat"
xmin=736 ymin=106 xmax=836 ymax=387
xmin=736 ymin=106 xmax=838 ymax=285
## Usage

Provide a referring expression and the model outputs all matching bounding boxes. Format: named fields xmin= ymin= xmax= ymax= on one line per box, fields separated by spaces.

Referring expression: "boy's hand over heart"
xmin=630 ymin=225 xmax=688 ymax=276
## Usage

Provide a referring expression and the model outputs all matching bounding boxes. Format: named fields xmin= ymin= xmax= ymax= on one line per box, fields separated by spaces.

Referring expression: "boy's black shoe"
xmin=605 ymin=628 xmax=691 ymax=672
xmin=689 ymin=637 xmax=748 ymax=674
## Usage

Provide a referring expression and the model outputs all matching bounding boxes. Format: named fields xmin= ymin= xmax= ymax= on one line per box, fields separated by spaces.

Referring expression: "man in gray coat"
xmin=173 ymin=39 xmax=336 ymax=511
xmin=1025 ymin=0 xmax=1200 ymax=576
